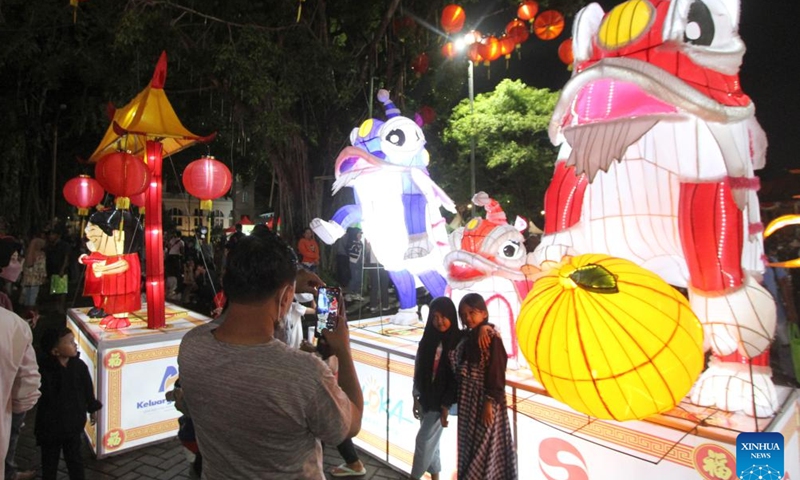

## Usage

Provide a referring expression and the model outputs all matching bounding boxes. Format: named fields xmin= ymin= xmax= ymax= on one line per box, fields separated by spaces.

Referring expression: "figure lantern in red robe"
xmin=79 ymin=209 xmax=142 ymax=330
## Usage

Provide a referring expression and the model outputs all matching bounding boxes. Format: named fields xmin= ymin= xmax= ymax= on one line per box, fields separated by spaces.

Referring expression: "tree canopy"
xmin=436 ymin=78 xmax=558 ymax=220
xmin=0 ymin=0 xmax=583 ymax=239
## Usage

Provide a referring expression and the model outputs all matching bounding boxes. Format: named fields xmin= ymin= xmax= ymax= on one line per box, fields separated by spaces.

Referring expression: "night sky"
xmin=467 ymin=0 xmax=800 ymax=177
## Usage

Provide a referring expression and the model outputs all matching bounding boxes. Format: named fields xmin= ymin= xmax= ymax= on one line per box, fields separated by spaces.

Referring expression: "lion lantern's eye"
xmin=684 ymin=0 xmax=714 ymax=46
xmin=499 ymin=240 xmax=523 ymax=260
xmin=385 ymin=129 xmax=406 ymax=147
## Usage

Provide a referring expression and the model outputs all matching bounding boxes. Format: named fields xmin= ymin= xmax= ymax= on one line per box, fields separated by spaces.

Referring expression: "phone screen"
xmin=315 ymin=287 xmax=340 ymax=334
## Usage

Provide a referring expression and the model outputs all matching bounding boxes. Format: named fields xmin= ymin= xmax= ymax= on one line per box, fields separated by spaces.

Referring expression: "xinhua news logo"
xmin=736 ymin=432 xmax=784 ymax=480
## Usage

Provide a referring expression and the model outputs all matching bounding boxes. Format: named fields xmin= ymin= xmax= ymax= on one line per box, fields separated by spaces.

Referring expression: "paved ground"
xmin=12 ymin=412 xmax=405 ymax=479
xmin=9 ymin=295 xmax=408 ymax=479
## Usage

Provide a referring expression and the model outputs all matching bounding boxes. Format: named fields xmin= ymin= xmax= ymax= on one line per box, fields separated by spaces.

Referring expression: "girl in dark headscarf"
xmin=410 ymin=297 xmax=459 ymax=480
xmin=450 ymin=293 xmax=516 ymax=480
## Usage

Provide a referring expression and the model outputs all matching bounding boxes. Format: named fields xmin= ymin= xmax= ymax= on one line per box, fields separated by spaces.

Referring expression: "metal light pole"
xmin=468 ymin=60 xmax=476 ymax=196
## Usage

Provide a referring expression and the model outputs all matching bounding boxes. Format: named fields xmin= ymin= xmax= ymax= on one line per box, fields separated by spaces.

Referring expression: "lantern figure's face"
xmin=445 ymin=217 xmax=528 ymax=288
xmin=85 ymin=223 xmax=122 ymax=256
xmin=554 ymin=0 xmax=751 ymax=181
xmin=379 ymin=117 xmax=427 ymax=167
xmin=349 ymin=116 xmax=428 ymax=168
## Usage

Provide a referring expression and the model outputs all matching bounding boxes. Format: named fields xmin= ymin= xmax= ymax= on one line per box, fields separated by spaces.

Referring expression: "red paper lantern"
xmin=559 ymin=38 xmax=574 ymax=65
xmin=95 ymin=152 xmax=150 ymax=209
xmin=499 ymin=36 xmax=516 ymax=59
xmin=441 ymin=4 xmax=466 ymax=34
xmin=182 ymin=156 xmax=232 ymax=211
xmin=63 ymin=175 xmax=105 ymax=216
xmin=392 ymin=15 xmax=416 ymax=41
xmin=478 ymin=36 xmax=502 ymax=63
xmin=534 ymin=10 xmax=565 ymax=40
xmin=441 ymin=42 xmax=458 ymax=59
xmin=517 ymin=1 xmax=539 ymax=22
xmin=506 ymin=19 xmax=526 ymax=36
xmin=410 ymin=52 xmax=430 ymax=76
xmin=509 ymin=25 xmax=530 ymax=45
xmin=467 ymin=43 xmax=484 ymax=64
xmin=418 ymin=106 xmax=436 ymax=125
xmin=130 ymin=190 xmax=147 ymax=214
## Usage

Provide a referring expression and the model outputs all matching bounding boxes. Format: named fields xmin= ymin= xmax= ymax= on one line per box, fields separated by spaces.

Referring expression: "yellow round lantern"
xmin=517 ymin=254 xmax=704 ymax=421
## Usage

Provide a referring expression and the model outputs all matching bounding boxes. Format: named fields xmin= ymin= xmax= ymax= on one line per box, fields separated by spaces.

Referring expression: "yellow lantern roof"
xmin=87 ymin=51 xmax=215 ymax=163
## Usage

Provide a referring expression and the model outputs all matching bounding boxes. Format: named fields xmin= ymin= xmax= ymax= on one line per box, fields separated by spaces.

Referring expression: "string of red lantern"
xmin=437 ymin=2 xmax=567 ymax=69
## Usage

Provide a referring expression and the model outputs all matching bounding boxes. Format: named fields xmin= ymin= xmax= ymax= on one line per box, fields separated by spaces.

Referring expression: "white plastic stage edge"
xmin=346 ymin=316 xmax=800 ymax=479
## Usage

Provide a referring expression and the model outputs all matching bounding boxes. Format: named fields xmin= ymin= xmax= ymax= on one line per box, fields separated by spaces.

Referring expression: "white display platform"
xmin=66 ymin=303 xmax=212 ymax=458
xmin=347 ymin=317 xmax=800 ymax=479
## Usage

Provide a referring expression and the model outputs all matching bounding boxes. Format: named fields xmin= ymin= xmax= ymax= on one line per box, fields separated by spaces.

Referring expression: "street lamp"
xmin=455 ymin=32 xmax=478 ymax=196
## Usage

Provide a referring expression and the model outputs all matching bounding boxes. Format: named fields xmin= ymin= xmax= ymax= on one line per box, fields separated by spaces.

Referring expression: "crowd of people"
xmin=3 ymin=209 xmax=799 ymax=479
xmin=171 ymin=224 xmax=518 ymax=479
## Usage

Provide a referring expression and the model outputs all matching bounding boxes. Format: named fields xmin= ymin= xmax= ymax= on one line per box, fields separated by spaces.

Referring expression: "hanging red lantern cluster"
xmin=478 ymin=36 xmax=502 ymax=65
xmin=441 ymin=4 xmax=466 ymax=34
xmin=63 ymin=175 xmax=105 ymax=216
xmin=95 ymin=152 xmax=150 ymax=209
xmin=182 ymin=156 xmax=232 ymax=211
xmin=436 ymin=2 xmax=565 ymax=68
xmin=410 ymin=52 xmax=430 ymax=76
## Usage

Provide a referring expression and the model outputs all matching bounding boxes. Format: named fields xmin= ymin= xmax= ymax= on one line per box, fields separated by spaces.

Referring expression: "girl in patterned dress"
xmin=450 ymin=293 xmax=517 ymax=480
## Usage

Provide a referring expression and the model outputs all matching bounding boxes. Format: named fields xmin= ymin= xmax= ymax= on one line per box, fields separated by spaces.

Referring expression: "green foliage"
xmin=438 ymin=78 xmax=558 ymax=219
xmin=0 ymin=0 xmax=582 ymax=237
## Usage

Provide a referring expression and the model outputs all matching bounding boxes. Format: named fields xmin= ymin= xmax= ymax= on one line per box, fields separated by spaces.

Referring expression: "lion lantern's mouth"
xmin=448 ymin=260 xmax=485 ymax=281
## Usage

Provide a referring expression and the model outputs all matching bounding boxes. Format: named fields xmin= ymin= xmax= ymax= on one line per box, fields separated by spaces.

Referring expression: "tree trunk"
xmin=272 ymin=132 xmax=312 ymax=245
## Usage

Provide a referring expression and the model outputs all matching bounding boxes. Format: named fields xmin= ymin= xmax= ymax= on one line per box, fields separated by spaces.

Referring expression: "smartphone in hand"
xmin=315 ymin=286 xmax=341 ymax=333
xmin=315 ymin=286 xmax=341 ymax=359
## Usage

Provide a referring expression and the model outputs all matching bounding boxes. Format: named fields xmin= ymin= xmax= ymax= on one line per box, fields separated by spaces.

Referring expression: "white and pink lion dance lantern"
xmin=534 ymin=0 xmax=777 ymax=416
xmin=445 ymin=192 xmax=535 ymax=369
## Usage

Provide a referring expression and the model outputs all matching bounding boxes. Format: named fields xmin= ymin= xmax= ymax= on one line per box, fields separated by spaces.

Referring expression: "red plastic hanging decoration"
xmin=182 ymin=156 xmax=233 ymax=211
xmin=63 ymin=175 xmax=105 ymax=216
xmin=94 ymin=152 xmax=150 ymax=210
